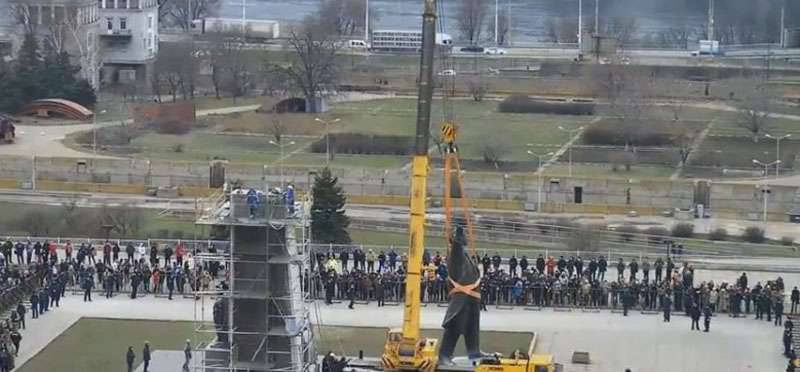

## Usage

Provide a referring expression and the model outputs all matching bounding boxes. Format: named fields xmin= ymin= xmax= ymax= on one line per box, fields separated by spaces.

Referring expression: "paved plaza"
xmin=13 ymin=265 xmax=796 ymax=372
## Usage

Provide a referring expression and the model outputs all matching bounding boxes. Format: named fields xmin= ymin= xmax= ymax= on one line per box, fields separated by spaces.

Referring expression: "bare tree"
xmin=456 ymin=0 xmax=488 ymax=45
xmin=659 ymin=25 xmax=694 ymax=49
xmin=63 ymin=8 xmax=102 ymax=87
xmin=10 ymin=4 xmax=37 ymax=35
xmin=732 ymin=80 xmax=772 ymax=143
xmin=98 ymin=204 xmax=144 ymax=237
xmin=169 ymin=0 xmax=220 ymax=31
xmin=318 ymin=0 xmax=378 ymax=36
xmin=154 ymin=48 xmax=183 ymax=101
xmin=567 ymin=224 xmax=602 ymax=252
xmin=673 ymin=125 xmax=699 ymax=166
xmin=272 ymin=16 xmax=339 ymax=113
xmin=616 ymin=76 xmax=651 ymax=149
xmin=16 ymin=210 xmax=57 ymax=236
xmin=267 ymin=114 xmax=286 ymax=144
xmin=487 ymin=12 xmax=510 ymax=46
xmin=480 ymin=138 xmax=511 ymax=169
xmin=154 ymin=38 xmax=200 ymax=100
xmin=206 ymin=30 xmax=252 ymax=101
xmin=605 ymin=17 xmax=637 ymax=46
xmin=544 ymin=18 xmax=577 ymax=43
xmin=157 ymin=0 xmax=173 ymax=24
xmin=466 ymin=76 xmax=488 ymax=102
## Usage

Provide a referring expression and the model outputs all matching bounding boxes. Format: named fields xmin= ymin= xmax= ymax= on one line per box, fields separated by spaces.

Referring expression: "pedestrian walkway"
xmin=13 ymin=287 xmax=792 ymax=372
xmin=312 ymin=300 xmax=787 ymax=372
xmin=14 ymin=295 xmax=207 ymax=369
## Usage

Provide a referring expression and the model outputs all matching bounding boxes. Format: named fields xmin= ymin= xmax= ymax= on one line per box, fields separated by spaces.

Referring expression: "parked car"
xmin=460 ymin=45 xmax=485 ymax=53
xmin=484 ymin=47 xmax=507 ymax=55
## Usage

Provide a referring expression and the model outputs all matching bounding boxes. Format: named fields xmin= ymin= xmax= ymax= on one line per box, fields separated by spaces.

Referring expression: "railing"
xmin=307 ymin=274 xmax=790 ymax=315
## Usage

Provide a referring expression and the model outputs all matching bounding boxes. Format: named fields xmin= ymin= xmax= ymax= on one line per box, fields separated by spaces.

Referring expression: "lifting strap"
xmin=448 ymin=278 xmax=481 ymax=299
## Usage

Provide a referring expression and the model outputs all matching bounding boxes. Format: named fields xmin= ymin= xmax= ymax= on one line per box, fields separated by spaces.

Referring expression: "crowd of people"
xmin=0 ymin=239 xmax=228 ymax=303
xmin=306 ymin=247 xmax=800 ymax=367
xmin=306 ymin=249 xmax=797 ymax=317
xmin=0 ymin=238 xmax=226 ymax=371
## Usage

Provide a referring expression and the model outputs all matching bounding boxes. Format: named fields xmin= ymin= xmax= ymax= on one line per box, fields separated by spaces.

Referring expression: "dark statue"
xmin=213 ymin=298 xmax=228 ymax=345
xmin=439 ymin=225 xmax=483 ymax=365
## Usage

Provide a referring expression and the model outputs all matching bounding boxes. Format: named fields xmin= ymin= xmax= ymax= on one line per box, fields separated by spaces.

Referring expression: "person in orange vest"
xmin=546 ymin=256 xmax=556 ymax=276
xmin=175 ymin=243 xmax=185 ymax=266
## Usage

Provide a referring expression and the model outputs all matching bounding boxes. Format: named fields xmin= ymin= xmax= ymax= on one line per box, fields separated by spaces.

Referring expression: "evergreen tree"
xmin=311 ymin=167 xmax=351 ymax=244
xmin=0 ymin=32 xmax=97 ymax=112
xmin=0 ymin=58 xmax=23 ymax=113
xmin=14 ymin=33 xmax=45 ymax=105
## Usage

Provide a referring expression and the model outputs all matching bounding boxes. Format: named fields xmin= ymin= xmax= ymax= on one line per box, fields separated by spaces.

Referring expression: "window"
xmin=119 ymin=17 xmax=127 ymax=30
xmin=147 ymin=16 xmax=152 ymax=29
xmin=106 ymin=17 xmax=113 ymax=30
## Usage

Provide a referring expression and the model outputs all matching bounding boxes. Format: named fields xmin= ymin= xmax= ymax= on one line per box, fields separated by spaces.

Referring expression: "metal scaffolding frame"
xmin=193 ymin=188 xmax=315 ymax=372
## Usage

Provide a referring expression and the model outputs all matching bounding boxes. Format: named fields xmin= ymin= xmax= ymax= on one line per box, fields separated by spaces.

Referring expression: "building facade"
xmin=0 ymin=0 xmax=158 ymax=87
xmin=97 ymin=0 xmax=158 ymax=84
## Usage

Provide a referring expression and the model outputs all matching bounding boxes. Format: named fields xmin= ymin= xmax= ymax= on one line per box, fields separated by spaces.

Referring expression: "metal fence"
xmin=349 ymin=217 xmax=798 ymax=259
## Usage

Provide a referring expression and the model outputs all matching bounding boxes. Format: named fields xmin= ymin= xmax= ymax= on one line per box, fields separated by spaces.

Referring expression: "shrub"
xmin=742 ymin=226 xmax=766 ymax=244
xmin=497 ymin=95 xmax=594 ymax=115
xmin=310 ymin=133 xmax=413 ymax=156
xmin=583 ymin=121 xmax=672 ymax=147
xmin=709 ymin=228 xmax=728 ymax=241
xmin=615 ymin=224 xmax=639 ymax=242
xmin=781 ymin=236 xmax=795 ymax=246
xmin=644 ymin=226 xmax=670 ymax=244
xmin=156 ymin=119 xmax=192 ymax=135
xmin=671 ymin=223 xmax=695 ymax=238
xmin=171 ymin=143 xmax=184 ymax=153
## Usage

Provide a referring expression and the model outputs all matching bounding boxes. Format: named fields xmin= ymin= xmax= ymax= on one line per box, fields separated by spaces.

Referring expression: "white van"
xmin=347 ymin=40 xmax=370 ymax=50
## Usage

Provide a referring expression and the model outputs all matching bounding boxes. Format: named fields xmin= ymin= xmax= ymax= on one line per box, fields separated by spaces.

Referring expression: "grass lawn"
xmin=691 ymin=135 xmax=800 ymax=170
xmin=331 ymin=99 xmax=593 ymax=162
xmin=284 ymin=153 xmax=408 ymax=169
xmin=129 ymin=98 xmax=591 ymax=168
xmin=0 ymin=202 xmax=200 ymax=240
xmin=17 ymin=318 xmax=207 ymax=372
xmin=127 ymin=132 xmax=313 ymax=163
xmin=17 ymin=317 xmax=532 ymax=372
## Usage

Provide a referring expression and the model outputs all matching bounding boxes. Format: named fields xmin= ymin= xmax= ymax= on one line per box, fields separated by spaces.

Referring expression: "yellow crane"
xmin=379 ymin=1 xmax=439 ymax=372
xmin=380 ymin=1 xmax=561 ymax=372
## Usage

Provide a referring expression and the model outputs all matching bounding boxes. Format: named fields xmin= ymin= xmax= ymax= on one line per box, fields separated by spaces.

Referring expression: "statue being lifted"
xmin=439 ymin=225 xmax=484 ymax=365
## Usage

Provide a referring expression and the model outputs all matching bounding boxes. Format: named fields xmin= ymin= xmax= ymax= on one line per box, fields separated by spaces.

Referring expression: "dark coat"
xmin=442 ymin=228 xmax=481 ymax=328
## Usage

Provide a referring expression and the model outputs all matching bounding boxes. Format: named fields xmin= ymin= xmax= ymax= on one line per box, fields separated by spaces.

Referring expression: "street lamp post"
xmin=577 ymin=0 xmax=583 ymax=51
xmin=527 ymin=149 xmax=554 ymax=213
xmin=753 ymin=159 xmax=780 ymax=222
xmin=765 ymin=133 xmax=791 ymax=177
xmin=558 ymin=125 xmax=584 ymax=176
xmin=270 ymin=140 xmax=296 ymax=188
xmin=315 ymin=117 xmax=340 ymax=165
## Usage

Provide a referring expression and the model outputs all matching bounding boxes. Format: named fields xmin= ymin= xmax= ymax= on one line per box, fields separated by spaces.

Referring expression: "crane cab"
xmin=381 ymin=328 xmax=439 ymax=372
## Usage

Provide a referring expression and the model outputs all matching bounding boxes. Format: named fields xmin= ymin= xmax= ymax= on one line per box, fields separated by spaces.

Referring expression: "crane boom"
xmin=381 ymin=1 xmax=438 ymax=371
xmin=405 ymin=0 xmax=437 ymax=340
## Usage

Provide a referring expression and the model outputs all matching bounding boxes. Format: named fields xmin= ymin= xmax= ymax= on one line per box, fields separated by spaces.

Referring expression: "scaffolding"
xmin=193 ymin=187 xmax=315 ymax=372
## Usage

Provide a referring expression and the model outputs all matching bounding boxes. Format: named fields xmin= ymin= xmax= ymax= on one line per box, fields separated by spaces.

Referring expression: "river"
xmin=218 ymin=0 xmax=708 ymax=44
